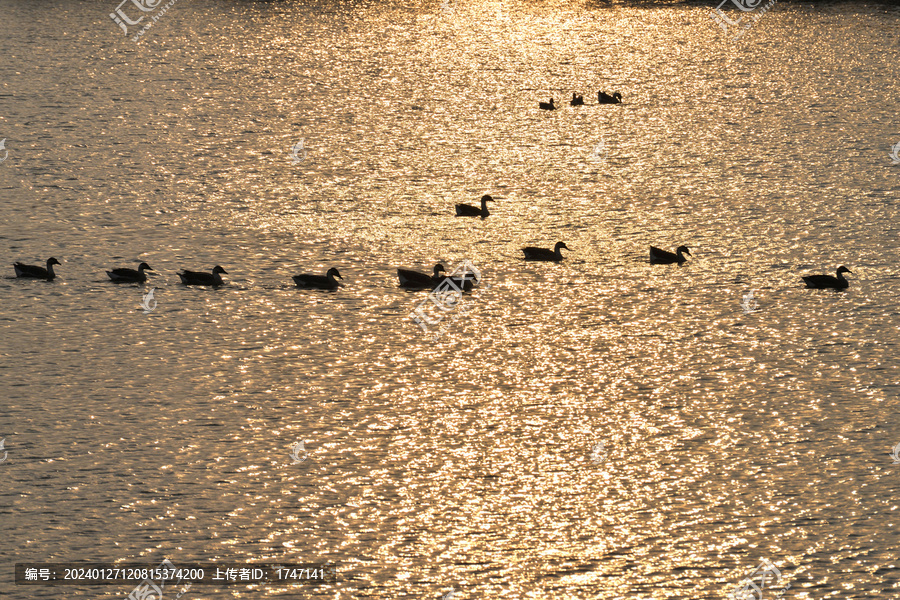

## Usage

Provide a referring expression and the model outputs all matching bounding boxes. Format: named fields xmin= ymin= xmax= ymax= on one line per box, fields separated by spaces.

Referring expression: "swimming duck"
xmin=178 ymin=265 xmax=227 ymax=286
xmin=293 ymin=267 xmax=343 ymax=289
xmin=523 ymin=241 xmax=569 ymax=261
xmin=455 ymin=194 xmax=493 ymax=218
xmin=539 ymin=98 xmax=557 ymax=111
xmin=107 ymin=262 xmax=153 ymax=283
xmin=14 ymin=257 xmax=60 ymax=280
xmin=802 ymin=266 xmax=852 ymax=290
xmin=570 ymin=93 xmax=584 ymax=106
xmin=398 ymin=264 xmax=446 ymax=288
xmin=598 ymin=91 xmax=622 ymax=104
xmin=649 ymin=245 xmax=691 ymax=265
xmin=435 ymin=271 xmax=476 ymax=291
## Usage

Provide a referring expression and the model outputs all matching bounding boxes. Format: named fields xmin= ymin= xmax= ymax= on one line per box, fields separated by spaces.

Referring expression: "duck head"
xmin=837 ymin=266 xmax=852 ymax=275
xmin=481 ymin=195 xmax=494 ymax=204
xmin=555 ymin=242 xmax=570 ymax=251
xmin=47 ymin=257 xmax=61 ymax=267
xmin=326 ymin=267 xmax=343 ymax=280
xmin=212 ymin=266 xmax=228 ymax=275
xmin=433 ymin=264 xmax=447 ymax=276
xmin=676 ymin=246 xmax=691 ymax=257
xmin=138 ymin=262 xmax=153 ymax=272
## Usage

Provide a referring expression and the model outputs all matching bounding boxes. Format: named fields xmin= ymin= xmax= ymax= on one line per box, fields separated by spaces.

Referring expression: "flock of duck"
xmin=448 ymin=194 xmax=853 ymax=290
xmin=10 ymin=259 xmax=348 ymax=289
xmin=539 ymin=90 xmax=623 ymax=110
xmin=10 ymin=193 xmax=853 ymax=292
xmin=2 ymin=83 xmax=847 ymax=294
xmin=12 ymin=259 xmax=235 ymax=286
xmin=531 ymin=88 xmax=851 ymax=290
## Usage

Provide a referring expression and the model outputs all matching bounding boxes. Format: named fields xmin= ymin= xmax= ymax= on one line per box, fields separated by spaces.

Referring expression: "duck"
xmin=178 ymin=265 xmax=227 ymax=286
xmin=293 ymin=267 xmax=343 ymax=289
xmin=434 ymin=272 xmax=476 ymax=291
xmin=398 ymin=264 xmax=446 ymax=288
xmin=455 ymin=194 xmax=493 ymax=218
xmin=14 ymin=257 xmax=60 ymax=280
xmin=570 ymin=93 xmax=584 ymax=106
xmin=598 ymin=91 xmax=622 ymax=104
xmin=802 ymin=266 xmax=852 ymax=290
xmin=539 ymin=98 xmax=557 ymax=111
xmin=399 ymin=263 xmax=477 ymax=290
xmin=649 ymin=245 xmax=691 ymax=265
xmin=523 ymin=241 xmax=569 ymax=262
xmin=107 ymin=262 xmax=153 ymax=283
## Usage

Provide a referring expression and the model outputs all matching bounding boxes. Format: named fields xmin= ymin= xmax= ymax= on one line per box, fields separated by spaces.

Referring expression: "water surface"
xmin=2 ymin=0 xmax=900 ymax=598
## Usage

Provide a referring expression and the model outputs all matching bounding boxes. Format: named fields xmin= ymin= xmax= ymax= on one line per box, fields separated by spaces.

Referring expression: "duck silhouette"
xmin=649 ymin=245 xmax=691 ymax=265
xmin=179 ymin=266 xmax=227 ymax=286
xmin=802 ymin=266 xmax=852 ymax=290
xmin=523 ymin=241 xmax=569 ymax=262
xmin=293 ymin=267 xmax=343 ymax=289
xmin=455 ymin=194 xmax=494 ymax=218
xmin=398 ymin=264 xmax=446 ymax=288
xmin=598 ymin=91 xmax=622 ymax=104
xmin=107 ymin=262 xmax=153 ymax=283
xmin=14 ymin=257 xmax=60 ymax=280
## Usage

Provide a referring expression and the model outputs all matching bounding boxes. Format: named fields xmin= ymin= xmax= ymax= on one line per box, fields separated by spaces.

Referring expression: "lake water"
xmin=2 ymin=0 xmax=900 ymax=598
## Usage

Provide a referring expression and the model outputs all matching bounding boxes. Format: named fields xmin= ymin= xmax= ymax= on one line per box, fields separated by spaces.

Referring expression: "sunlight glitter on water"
xmin=2 ymin=0 xmax=900 ymax=598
